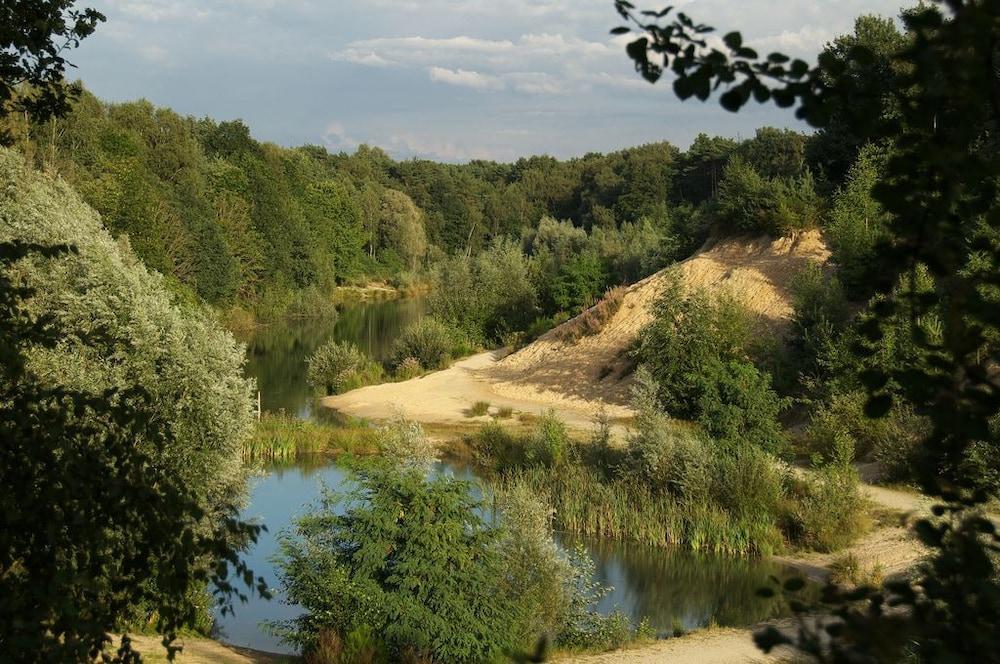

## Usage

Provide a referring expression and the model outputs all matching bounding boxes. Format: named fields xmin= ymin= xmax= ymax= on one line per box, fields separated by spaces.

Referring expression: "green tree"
xmin=379 ymin=188 xmax=427 ymax=271
xmin=0 ymin=150 xmax=266 ymax=660
xmin=0 ymin=1 xmax=104 ymax=144
xmin=272 ymin=468 xmax=520 ymax=663
xmin=614 ymin=1 xmax=1000 ymax=659
xmin=824 ymin=144 xmax=891 ymax=297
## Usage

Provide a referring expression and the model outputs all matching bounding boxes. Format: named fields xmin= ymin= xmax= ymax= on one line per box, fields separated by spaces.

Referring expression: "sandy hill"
xmin=488 ymin=230 xmax=831 ymax=410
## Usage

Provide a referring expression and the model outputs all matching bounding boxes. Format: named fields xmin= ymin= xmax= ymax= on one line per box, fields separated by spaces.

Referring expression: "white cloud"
xmin=322 ymin=121 xmax=359 ymax=152
xmin=429 ymin=66 xmax=506 ymax=90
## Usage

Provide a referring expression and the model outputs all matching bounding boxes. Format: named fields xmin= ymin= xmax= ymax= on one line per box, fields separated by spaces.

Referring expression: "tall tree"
xmin=0 ymin=0 xmax=104 ymax=144
xmin=613 ymin=1 xmax=1000 ymax=659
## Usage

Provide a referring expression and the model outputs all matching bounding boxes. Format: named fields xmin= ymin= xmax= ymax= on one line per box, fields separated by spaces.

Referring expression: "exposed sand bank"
xmin=323 ymin=349 xmax=632 ymax=433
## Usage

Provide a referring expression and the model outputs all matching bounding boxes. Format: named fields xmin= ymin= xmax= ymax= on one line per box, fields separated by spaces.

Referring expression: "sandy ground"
xmin=109 ymin=635 xmax=291 ymax=663
xmin=560 ymin=627 xmax=801 ymax=664
xmin=323 ymin=349 xmax=632 ymax=432
xmin=494 ymin=231 xmax=830 ymax=406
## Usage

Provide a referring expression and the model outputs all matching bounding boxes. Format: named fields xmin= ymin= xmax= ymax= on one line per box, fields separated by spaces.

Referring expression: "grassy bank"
xmin=243 ymin=413 xmax=381 ymax=462
xmin=466 ymin=412 xmax=868 ymax=558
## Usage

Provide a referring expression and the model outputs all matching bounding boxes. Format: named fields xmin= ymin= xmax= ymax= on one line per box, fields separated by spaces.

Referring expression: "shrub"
xmin=789 ymin=434 xmax=868 ymax=552
xmin=306 ymin=340 xmax=383 ymax=395
xmin=558 ymin=285 xmax=626 ymax=342
xmin=634 ymin=281 xmax=786 ymax=454
xmin=494 ymin=484 xmax=575 ymax=645
xmin=393 ymin=356 xmax=423 ymax=381
xmin=526 ymin=410 xmax=570 ymax=468
xmin=626 ymin=370 xmax=712 ymax=501
xmin=496 ymin=406 xmax=514 ymax=419
xmin=273 ymin=468 xmax=520 ymax=663
xmin=470 ymin=420 xmax=524 ymax=471
xmin=695 ymin=359 xmax=787 ymax=455
xmin=390 ymin=318 xmax=454 ymax=370
xmin=377 ymin=415 xmax=438 ymax=470
xmin=789 ymin=263 xmax=850 ymax=384
xmin=467 ymin=400 xmax=491 ymax=417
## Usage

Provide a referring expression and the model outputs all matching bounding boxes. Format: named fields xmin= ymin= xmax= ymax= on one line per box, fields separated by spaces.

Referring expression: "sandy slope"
xmin=324 ymin=232 xmax=830 ymax=426
xmin=491 ymin=231 xmax=830 ymax=407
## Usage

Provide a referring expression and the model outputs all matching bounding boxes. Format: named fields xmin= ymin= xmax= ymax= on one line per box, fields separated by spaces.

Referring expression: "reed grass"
xmin=244 ymin=413 xmax=381 ymax=462
xmin=510 ymin=465 xmax=783 ymax=557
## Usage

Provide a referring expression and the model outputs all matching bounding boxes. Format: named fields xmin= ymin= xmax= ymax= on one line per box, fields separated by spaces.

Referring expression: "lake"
xmin=219 ymin=297 xmax=798 ymax=655
xmin=240 ymin=296 xmax=426 ymax=419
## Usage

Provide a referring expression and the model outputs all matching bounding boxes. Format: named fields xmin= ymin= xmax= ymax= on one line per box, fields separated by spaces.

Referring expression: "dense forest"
xmin=6 ymin=83 xmax=850 ymax=316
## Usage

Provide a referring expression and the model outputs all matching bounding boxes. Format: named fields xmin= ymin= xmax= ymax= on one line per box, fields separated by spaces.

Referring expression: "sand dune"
xmin=324 ymin=231 xmax=830 ymax=425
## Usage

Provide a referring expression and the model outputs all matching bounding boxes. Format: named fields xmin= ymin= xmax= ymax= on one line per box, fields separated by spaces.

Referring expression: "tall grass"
xmin=245 ymin=413 xmax=381 ymax=462
xmin=468 ymin=413 xmax=859 ymax=558
xmin=509 ymin=466 xmax=783 ymax=557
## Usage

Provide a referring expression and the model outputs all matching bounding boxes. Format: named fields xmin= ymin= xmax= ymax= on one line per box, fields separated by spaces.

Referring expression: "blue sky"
xmin=72 ymin=0 xmax=905 ymax=162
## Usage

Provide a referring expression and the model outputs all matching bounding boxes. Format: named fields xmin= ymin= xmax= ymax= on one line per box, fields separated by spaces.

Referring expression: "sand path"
xmin=560 ymin=627 xmax=779 ymax=663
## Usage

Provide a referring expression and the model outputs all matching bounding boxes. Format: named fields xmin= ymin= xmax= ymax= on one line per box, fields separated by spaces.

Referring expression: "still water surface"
xmin=214 ymin=458 xmax=798 ymax=654
xmin=240 ymin=297 xmax=425 ymax=418
xmin=219 ymin=299 xmax=797 ymax=654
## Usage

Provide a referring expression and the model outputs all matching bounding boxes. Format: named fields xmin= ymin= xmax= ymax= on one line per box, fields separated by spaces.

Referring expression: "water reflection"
xmin=562 ymin=534 xmax=799 ymax=636
xmin=215 ymin=457 xmax=799 ymax=654
xmin=238 ymin=297 xmax=425 ymax=418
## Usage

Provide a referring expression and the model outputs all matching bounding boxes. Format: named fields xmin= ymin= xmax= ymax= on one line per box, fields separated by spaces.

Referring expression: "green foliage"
xmin=625 ymin=369 xmax=712 ymax=501
xmin=635 ymin=279 xmax=786 ymax=453
xmin=245 ymin=413 xmax=381 ymax=462
xmin=824 ymin=144 xmax=891 ymax=296
xmin=715 ymin=156 xmax=821 ymax=236
xmin=389 ymin=317 xmax=454 ymax=370
xmin=273 ymin=468 xmax=520 ymax=663
xmin=613 ymin=3 xmax=1000 ymax=659
xmin=306 ymin=339 xmax=383 ymax=395
xmin=738 ymin=127 xmax=807 ymax=180
xmin=0 ymin=1 xmax=105 ymax=144
xmin=0 ymin=161 xmax=265 ymax=659
xmin=427 ymin=239 xmax=537 ymax=344
xmin=788 ymin=435 xmax=868 ymax=552
xmin=788 ymin=263 xmax=850 ymax=387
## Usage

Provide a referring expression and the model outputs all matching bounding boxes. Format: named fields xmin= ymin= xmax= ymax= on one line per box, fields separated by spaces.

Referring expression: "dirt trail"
xmin=560 ymin=627 xmax=784 ymax=663
xmin=110 ymin=635 xmax=289 ymax=663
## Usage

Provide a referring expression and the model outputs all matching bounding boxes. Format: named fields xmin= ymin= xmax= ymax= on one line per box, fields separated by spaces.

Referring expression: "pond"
xmin=239 ymin=296 xmax=425 ymax=418
xmin=218 ymin=296 xmax=800 ymax=655
xmin=213 ymin=459 xmax=800 ymax=655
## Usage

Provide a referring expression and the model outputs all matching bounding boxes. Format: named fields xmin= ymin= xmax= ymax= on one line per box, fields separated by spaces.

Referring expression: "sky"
xmin=71 ymin=0 xmax=905 ymax=163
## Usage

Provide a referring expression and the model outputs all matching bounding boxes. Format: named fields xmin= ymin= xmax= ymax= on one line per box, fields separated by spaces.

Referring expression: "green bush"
xmin=526 ymin=410 xmax=570 ymax=468
xmin=788 ymin=434 xmax=868 ymax=552
xmin=696 ymin=359 xmax=787 ymax=454
xmin=390 ymin=318 xmax=454 ymax=371
xmin=626 ymin=369 xmax=712 ymax=500
xmin=306 ymin=340 xmax=382 ymax=395
xmin=715 ymin=156 xmax=821 ymax=236
xmin=274 ymin=467 xmax=621 ymax=662
xmin=273 ymin=468 xmax=520 ymax=662
xmin=393 ymin=356 xmax=422 ymax=380
xmin=634 ymin=282 xmax=786 ymax=454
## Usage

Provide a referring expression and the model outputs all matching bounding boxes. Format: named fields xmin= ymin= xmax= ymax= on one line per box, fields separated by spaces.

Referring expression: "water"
xmin=239 ymin=297 xmax=425 ymax=418
xmin=220 ymin=297 xmax=799 ymax=654
xmin=214 ymin=458 xmax=799 ymax=655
